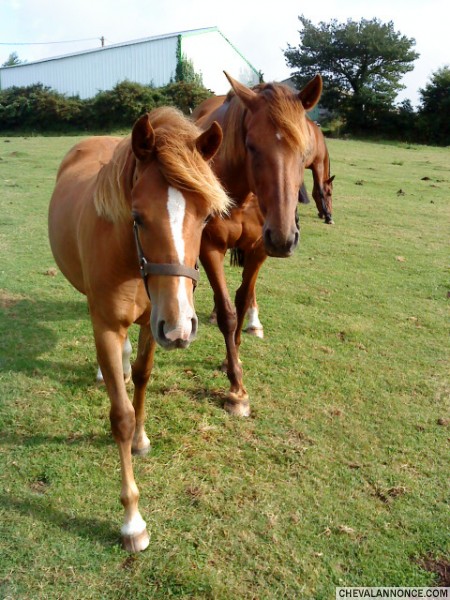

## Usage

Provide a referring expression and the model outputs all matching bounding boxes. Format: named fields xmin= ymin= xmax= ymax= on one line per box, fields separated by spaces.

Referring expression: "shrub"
xmin=87 ymin=80 xmax=167 ymax=129
xmin=0 ymin=84 xmax=84 ymax=131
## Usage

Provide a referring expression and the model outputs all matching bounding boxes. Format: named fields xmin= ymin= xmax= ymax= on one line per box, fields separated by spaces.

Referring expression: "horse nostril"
xmin=191 ymin=317 xmax=198 ymax=338
xmin=263 ymin=228 xmax=272 ymax=248
xmin=158 ymin=320 xmax=166 ymax=342
xmin=293 ymin=230 xmax=299 ymax=248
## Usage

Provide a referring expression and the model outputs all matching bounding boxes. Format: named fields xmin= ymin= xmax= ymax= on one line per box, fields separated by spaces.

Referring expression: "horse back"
xmin=305 ymin=119 xmax=328 ymax=170
xmin=192 ymin=95 xmax=227 ymax=127
xmin=48 ymin=137 xmax=123 ymax=293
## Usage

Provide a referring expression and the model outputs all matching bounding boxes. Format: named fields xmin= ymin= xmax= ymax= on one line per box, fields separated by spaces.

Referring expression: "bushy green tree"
xmin=417 ymin=66 xmax=450 ymax=145
xmin=2 ymin=52 xmax=25 ymax=67
xmin=285 ymin=16 xmax=419 ymax=132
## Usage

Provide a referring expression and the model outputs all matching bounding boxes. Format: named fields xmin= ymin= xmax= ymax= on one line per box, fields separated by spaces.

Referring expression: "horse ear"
xmin=196 ymin=121 xmax=223 ymax=161
xmin=327 ymin=175 xmax=335 ymax=184
xmin=298 ymin=74 xmax=323 ymax=111
xmin=224 ymin=71 xmax=258 ymax=110
xmin=132 ymin=114 xmax=155 ymax=161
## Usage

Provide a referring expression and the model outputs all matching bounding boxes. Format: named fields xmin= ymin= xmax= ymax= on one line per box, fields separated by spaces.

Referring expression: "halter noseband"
xmin=133 ymin=221 xmax=200 ymax=298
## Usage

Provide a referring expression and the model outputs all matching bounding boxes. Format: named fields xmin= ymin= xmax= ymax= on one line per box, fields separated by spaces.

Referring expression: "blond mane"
xmin=94 ymin=106 xmax=230 ymax=223
xmin=220 ymin=82 xmax=311 ymax=166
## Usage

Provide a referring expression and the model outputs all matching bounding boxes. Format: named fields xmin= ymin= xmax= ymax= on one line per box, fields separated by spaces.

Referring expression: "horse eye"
xmin=132 ymin=212 xmax=143 ymax=226
xmin=246 ymin=142 xmax=258 ymax=155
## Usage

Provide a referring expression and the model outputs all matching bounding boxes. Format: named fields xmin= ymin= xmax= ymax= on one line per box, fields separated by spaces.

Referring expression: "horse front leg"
xmin=96 ymin=335 xmax=132 ymax=385
xmin=131 ymin=323 xmax=156 ymax=456
xmin=92 ymin=321 xmax=149 ymax=552
xmin=200 ymin=245 xmax=250 ymax=417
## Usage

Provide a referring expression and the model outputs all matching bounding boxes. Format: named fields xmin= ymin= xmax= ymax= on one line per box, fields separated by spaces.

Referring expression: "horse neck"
xmin=214 ymin=100 xmax=251 ymax=204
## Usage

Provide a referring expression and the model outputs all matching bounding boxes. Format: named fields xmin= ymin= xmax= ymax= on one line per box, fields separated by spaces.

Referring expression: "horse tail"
xmin=299 ymin=182 xmax=310 ymax=204
xmin=230 ymin=248 xmax=245 ymax=267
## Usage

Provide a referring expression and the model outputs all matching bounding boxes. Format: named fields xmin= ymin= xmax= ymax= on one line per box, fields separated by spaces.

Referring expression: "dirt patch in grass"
xmin=0 ymin=289 xmax=25 ymax=309
xmin=414 ymin=555 xmax=450 ymax=586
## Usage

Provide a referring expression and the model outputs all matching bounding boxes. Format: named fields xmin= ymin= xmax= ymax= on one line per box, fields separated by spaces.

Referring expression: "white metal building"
xmin=0 ymin=27 xmax=260 ymax=98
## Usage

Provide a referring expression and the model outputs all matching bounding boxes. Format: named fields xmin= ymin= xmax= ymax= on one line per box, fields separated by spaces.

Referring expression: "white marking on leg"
xmin=246 ymin=306 xmax=263 ymax=330
xmin=121 ymin=511 xmax=147 ymax=537
xmin=165 ymin=187 xmax=194 ymax=341
xmin=96 ymin=366 xmax=104 ymax=383
xmin=122 ymin=336 xmax=132 ymax=379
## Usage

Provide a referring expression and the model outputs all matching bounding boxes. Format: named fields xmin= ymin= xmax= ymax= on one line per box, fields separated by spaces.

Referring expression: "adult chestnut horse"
xmin=48 ymin=107 xmax=230 ymax=552
xmin=196 ymin=96 xmax=334 ymax=223
xmin=194 ymin=72 xmax=322 ymax=416
xmin=306 ymin=119 xmax=335 ymax=224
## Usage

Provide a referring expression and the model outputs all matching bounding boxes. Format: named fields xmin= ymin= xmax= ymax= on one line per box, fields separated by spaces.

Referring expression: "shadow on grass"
xmin=0 ymin=492 xmax=119 ymax=548
xmin=0 ymin=296 xmax=94 ymax=383
xmin=0 ymin=430 xmax=113 ymax=449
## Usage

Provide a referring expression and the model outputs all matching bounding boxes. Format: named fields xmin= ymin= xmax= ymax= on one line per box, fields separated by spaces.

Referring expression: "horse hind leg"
xmin=244 ymin=292 xmax=264 ymax=338
xmin=96 ymin=335 xmax=133 ymax=384
xmin=122 ymin=336 xmax=132 ymax=383
xmin=131 ymin=324 xmax=155 ymax=456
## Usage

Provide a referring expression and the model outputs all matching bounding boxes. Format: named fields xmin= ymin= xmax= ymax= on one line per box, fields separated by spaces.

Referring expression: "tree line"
xmin=1 ymin=17 xmax=449 ymax=145
xmin=284 ymin=16 xmax=449 ymax=145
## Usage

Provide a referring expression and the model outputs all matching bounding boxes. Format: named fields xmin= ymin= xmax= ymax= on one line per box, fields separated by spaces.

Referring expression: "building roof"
xmin=1 ymin=26 xmax=221 ymax=70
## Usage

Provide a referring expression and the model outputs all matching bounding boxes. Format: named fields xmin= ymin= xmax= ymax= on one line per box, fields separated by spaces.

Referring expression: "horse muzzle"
xmin=263 ymin=225 xmax=299 ymax=258
xmin=153 ymin=314 xmax=199 ymax=350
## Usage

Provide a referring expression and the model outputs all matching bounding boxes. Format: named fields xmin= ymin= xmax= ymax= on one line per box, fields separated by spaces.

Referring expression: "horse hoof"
xmin=96 ymin=371 xmax=132 ymax=386
xmin=132 ymin=443 xmax=151 ymax=457
xmin=132 ymin=432 xmax=151 ymax=456
xmin=121 ymin=528 xmax=150 ymax=553
xmin=245 ymin=326 xmax=264 ymax=339
xmin=225 ymin=391 xmax=250 ymax=417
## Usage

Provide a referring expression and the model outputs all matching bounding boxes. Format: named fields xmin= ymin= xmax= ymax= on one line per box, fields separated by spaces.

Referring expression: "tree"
xmin=285 ymin=16 xmax=419 ymax=131
xmin=417 ymin=66 xmax=450 ymax=145
xmin=2 ymin=52 xmax=25 ymax=67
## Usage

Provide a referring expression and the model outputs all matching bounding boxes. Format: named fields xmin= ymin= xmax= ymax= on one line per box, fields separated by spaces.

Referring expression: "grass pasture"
xmin=0 ymin=134 xmax=449 ymax=599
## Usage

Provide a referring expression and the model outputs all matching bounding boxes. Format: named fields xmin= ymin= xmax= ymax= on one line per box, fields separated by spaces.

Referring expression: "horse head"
xmin=224 ymin=72 xmax=322 ymax=257
xmin=130 ymin=110 xmax=229 ymax=349
xmin=322 ymin=174 xmax=335 ymax=224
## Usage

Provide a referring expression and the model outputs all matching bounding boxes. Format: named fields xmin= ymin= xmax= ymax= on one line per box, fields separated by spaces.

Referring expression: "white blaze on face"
xmin=165 ymin=187 xmax=194 ymax=341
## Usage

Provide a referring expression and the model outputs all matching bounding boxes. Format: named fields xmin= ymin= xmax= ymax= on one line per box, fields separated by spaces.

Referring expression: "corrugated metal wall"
xmin=0 ymin=36 xmax=178 ymax=99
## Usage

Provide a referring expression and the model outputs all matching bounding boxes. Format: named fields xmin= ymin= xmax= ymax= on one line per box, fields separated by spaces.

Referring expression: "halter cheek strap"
xmin=133 ymin=222 xmax=200 ymax=297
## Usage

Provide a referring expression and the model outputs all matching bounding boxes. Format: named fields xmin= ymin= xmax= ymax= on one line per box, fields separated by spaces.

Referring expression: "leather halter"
xmin=133 ymin=222 xmax=199 ymax=299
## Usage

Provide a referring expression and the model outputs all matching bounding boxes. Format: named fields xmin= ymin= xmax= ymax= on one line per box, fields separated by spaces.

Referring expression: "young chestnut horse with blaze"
xmin=48 ymin=107 xmax=230 ymax=552
xmin=193 ymin=72 xmax=322 ymax=416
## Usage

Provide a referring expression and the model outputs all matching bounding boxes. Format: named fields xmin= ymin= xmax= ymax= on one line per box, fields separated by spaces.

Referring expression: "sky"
xmin=1 ymin=0 xmax=448 ymax=107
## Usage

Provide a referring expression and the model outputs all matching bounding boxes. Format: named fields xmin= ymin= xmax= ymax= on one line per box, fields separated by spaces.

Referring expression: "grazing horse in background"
xmin=48 ymin=107 xmax=230 ymax=552
xmin=194 ymin=72 xmax=322 ymax=416
xmin=305 ymin=119 xmax=335 ymax=224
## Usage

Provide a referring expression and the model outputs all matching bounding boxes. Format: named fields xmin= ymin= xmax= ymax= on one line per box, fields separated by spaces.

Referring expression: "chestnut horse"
xmin=48 ymin=107 xmax=230 ymax=552
xmin=196 ymin=96 xmax=334 ymax=223
xmin=194 ymin=72 xmax=322 ymax=416
xmin=305 ymin=119 xmax=335 ymax=224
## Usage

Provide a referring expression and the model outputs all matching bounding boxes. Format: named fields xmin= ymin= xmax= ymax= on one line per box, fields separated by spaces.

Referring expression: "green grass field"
xmin=0 ymin=134 xmax=449 ymax=599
